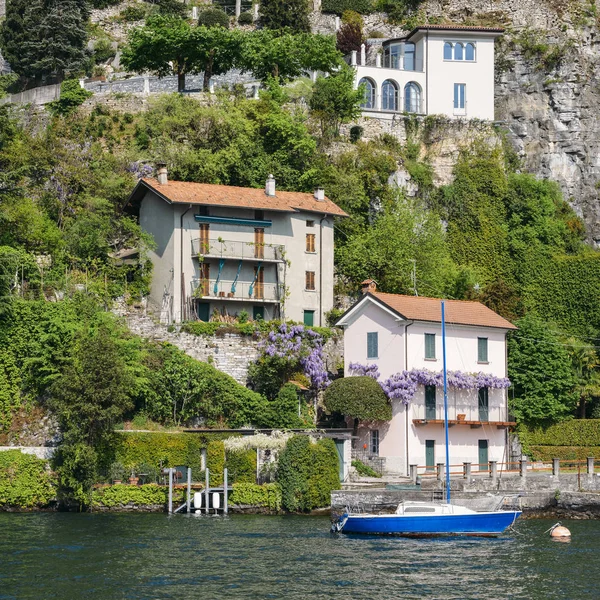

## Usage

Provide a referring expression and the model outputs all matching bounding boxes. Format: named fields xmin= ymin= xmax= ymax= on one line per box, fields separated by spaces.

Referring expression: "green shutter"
xmin=425 ymin=333 xmax=436 ymax=359
xmin=478 ymin=337 xmax=488 ymax=362
xmin=425 ymin=440 xmax=435 ymax=471
xmin=478 ymin=440 xmax=488 ymax=471
xmin=367 ymin=332 xmax=378 ymax=358
xmin=478 ymin=387 xmax=489 ymax=422
xmin=425 ymin=385 xmax=436 ymax=419
xmin=303 ymin=310 xmax=314 ymax=326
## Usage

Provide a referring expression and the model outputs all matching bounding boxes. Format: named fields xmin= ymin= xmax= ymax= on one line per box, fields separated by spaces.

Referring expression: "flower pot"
xmin=128 ymin=477 xmax=139 ymax=486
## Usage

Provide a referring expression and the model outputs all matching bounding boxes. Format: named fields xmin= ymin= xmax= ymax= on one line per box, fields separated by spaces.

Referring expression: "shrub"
xmin=277 ymin=436 xmax=340 ymax=512
xmin=352 ymin=459 xmax=382 ymax=478
xmin=207 ymin=440 xmax=225 ymax=486
xmin=229 ymin=482 xmax=282 ymax=511
xmin=108 ymin=461 xmax=128 ymax=482
xmin=198 ymin=7 xmax=230 ymax=28
xmin=120 ymin=4 xmax=147 ymax=21
xmin=323 ymin=376 xmax=392 ymax=421
xmin=322 ymin=0 xmax=374 ymax=14
xmin=0 ymin=451 xmax=56 ymax=508
xmin=91 ymin=483 xmax=184 ymax=509
xmin=48 ymin=80 xmax=93 ymax=116
xmin=518 ymin=420 xmax=600 ymax=448
xmin=527 ymin=446 xmax=600 ymax=461
xmin=237 ymin=11 xmax=253 ymax=25
xmin=225 ymin=448 xmax=257 ymax=484
xmin=93 ymin=38 xmax=116 ymax=64
xmin=349 ymin=125 xmax=363 ymax=143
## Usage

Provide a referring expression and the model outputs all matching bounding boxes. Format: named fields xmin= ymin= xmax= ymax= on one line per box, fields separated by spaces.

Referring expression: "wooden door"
xmin=254 ymin=266 xmax=264 ymax=299
xmin=199 ymin=223 xmax=210 ymax=254
xmin=254 ymin=228 xmax=264 ymax=259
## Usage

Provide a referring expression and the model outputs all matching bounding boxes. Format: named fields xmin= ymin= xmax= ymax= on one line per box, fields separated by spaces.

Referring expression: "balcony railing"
xmin=191 ymin=238 xmax=285 ymax=262
xmin=411 ymin=403 xmax=508 ymax=425
xmin=191 ymin=278 xmax=283 ymax=302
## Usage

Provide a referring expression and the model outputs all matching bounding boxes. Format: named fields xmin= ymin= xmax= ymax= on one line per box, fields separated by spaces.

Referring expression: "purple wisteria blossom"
xmin=127 ymin=161 xmax=154 ymax=180
xmin=258 ymin=323 xmax=330 ymax=392
xmin=347 ymin=364 xmax=511 ymax=405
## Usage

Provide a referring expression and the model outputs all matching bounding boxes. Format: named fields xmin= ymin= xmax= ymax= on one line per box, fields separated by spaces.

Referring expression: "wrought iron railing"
xmin=191 ymin=278 xmax=283 ymax=302
xmin=191 ymin=238 xmax=285 ymax=262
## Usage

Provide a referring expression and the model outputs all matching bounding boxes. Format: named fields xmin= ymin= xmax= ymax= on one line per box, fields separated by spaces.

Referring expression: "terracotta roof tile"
xmin=138 ymin=178 xmax=348 ymax=217
xmin=371 ymin=292 xmax=517 ymax=330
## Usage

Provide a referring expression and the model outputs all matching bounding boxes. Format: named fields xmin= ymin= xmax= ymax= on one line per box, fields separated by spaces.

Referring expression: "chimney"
xmin=156 ymin=162 xmax=168 ymax=185
xmin=314 ymin=187 xmax=325 ymax=201
xmin=361 ymin=279 xmax=377 ymax=294
xmin=265 ymin=174 xmax=276 ymax=197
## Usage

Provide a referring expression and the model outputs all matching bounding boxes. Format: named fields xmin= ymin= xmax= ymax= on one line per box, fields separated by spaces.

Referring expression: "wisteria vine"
xmin=261 ymin=323 xmax=330 ymax=392
xmin=349 ymin=363 xmax=511 ymax=406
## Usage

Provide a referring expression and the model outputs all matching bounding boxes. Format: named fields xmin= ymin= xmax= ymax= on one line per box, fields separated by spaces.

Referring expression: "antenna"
xmin=409 ymin=259 xmax=418 ymax=296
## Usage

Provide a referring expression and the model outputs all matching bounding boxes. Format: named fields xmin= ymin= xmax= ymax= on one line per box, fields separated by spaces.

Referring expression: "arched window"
xmin=404 ymin=42 xmax=416 ymax=71
xmin=404 ymin=82 xmax=421 ymax=113
xmin=444 ymin=42 xmax=453 ymax=60
xmin=359 ymin=78 xmax=375 ymax=109
xmin=465 ymin=42 xmax=475 ymax=61
xmin=454 ymin=43 xmax=464 ymax=61
xmin=382 ymin=80 xmax=399 ymax=111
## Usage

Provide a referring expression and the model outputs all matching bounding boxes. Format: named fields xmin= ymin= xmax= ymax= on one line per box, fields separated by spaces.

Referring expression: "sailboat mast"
xmin=441 ymin=300 xmax=451 ymax=503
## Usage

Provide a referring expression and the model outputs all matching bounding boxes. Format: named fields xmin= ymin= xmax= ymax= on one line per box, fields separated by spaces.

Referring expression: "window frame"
xmin=358 ymin=77 xmax=376 ymax=109
xmin=306 ymin=220 xmax=315 ymax=228
xmin=305 ymin=233 xmax=316 ymax=253
xmin=305 ymin=271 xmax=316 ymax=291
xmin=367 ymin=331 xmax=379 ymax=359
xmin=381 ymin=79 xmax=399 ymax=112
xmin=303 ymin=309 xmax=315 ymax=326
xmin=454 ymin=83 xmax=466 ymax=111
xmin=424 ymin=333 xmax=436 ymax=360
xmin=370 ymin=430 xmax=380 ymax=455
xmin=443 ymin=40 xmax=477 ymax=62
xmin=477 ymin=337 xmax=489 ymax=363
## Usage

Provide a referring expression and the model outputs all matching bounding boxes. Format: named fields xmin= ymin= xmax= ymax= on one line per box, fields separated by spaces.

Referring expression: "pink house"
xmin=336 ymin=281 xmax=517 ymax=475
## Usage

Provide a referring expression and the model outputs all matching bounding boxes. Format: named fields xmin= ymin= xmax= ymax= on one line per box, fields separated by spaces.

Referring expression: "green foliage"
xmin=0 ymin=450 xmax=56 ymax=508
xmin=351 ymin=459 xmax=382 ymax=478
xmin=277 ymin=436 xmax=340 ymax=512
xmin=0 ymin=0 xmax=89 ymax=80
xmin=197 ymin=8 xmax=230 ymax=28
xmin=225 ymin=449 xmax=257 ymax=484
xmin=48 ymin=79 xmax=93 ymax=116
xmin=0 ymin=349 xmax=22 ymax=430
xmin=52 ymin=440 xmax=99 ymax=507
xmin=309 ymin=64 xmax=364 ymax=142
xmin=119 ymin=4 xmax=147 ymax=22
xmin=323 ymin=376 xmax=392 ymax=421
xmin=229 ymin=482 xmax=282 ymax=510
xmin=262 ymin=383 xmax=309 ymax=429
xmin=207 ymin=440 xmax=225 ymax=486
xmin=237 ymin=11 xmax=253 ymax=25
xmin=518 ymin=420 xmax=600 ymax=448
xmin=516 ymin=28 xmax=570 ymax=72
xmin=527 ymin=446 xmax=600 ymax=461
xmin=322 ymin=0 xmax=374 ymax=14
xmin=91 ymin=483 xmax=184 ymax=508
xmin=508 ymin=314 xmax=578 ymax=426
xmin=258 ymin=0 xmax=311 ymax=32
xmin=375 ymin=0 xmax=422 ymax=24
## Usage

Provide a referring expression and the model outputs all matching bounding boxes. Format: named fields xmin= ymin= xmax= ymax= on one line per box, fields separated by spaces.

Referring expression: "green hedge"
xmin=207 ymin=440 xmax=225 ymax=486
xmin=322 ymin=0 xmax=374 ymax=14
xmin=0 ymin=450 xmax=57 ymax=508
xmin=91 ymin=484 xmax=184 ymax=509
xmin=229 ymin=483 xmax=282 ymax=511
xmin=277 ymin=436 xmax=340 ymax=512
xmin=226 ymin=449 xmax=257 ymax=484
xmin=518 ymin=420 xmax=600 ymax=448
xmin=528 ymin=446 xmax=600 ymax=461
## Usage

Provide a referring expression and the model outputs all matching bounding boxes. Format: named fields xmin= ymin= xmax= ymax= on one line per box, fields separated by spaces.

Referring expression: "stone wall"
xmin=0 ymin=446 xmax=55 ymax=459
xmin=124 ymin=311 xmax=344 ymax=384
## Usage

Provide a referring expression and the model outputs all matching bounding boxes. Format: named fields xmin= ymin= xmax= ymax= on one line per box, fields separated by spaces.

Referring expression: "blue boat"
xmin=332 ymin=501 xmax=521 ymax=537
xmin=332 ymin=301 xmax=521 ymax=538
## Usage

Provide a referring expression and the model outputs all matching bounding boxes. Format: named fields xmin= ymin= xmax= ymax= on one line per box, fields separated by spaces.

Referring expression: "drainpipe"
xmin=180 ymin=204 xmax=193 ymax=323
xmin=319 ymin=215 xmax=327 ymax=326
xmin=425 ymin=31 xmax=429 ymax=115
xmin=404 ymin=320 xmax=414 ymax=476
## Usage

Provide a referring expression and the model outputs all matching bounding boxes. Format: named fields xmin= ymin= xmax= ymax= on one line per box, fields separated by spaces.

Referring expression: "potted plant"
xmin=109 ymin=461 xmax=127 ymax=484
xmin=128 ymin=469 xmax=140 ymax=486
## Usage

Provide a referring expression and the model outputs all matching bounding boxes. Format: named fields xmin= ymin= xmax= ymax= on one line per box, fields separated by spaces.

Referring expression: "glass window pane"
xmin=404 ymin=43 xmax=415 ymax=71
xmin=444 ymin=42 xmax=453 ymax=60
xmin=382 ymin=80 xmax=397 ymax=111
xmin=367 ymin=332 xmax=378 ymax=358
xmin=454 ymin=43 xmax=463 ymax=60
xmin=478 ymin=337 xmax=488 ymax=362
xmin=425 ymin=333 xmax=436 ymax=359
xmin=359 ymin=78 xmax=374 ymax=109
xmin=465 ymin=43 xmax=475 ymax=61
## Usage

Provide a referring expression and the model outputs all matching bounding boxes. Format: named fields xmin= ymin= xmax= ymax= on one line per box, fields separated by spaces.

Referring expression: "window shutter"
xmin=478 ymin=337 xmax=488 ymax=362
xmin=367 ymin=332 xmax=378 ymax=358
xmin=425 ymin=333 xmax=436 ymax=359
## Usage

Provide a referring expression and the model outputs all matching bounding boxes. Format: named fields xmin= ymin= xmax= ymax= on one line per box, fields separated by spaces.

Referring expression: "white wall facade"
xmin=354 ymin=30 xmax=500 ymax=121
xmin=341 ymin=296 xmax=511 ymax=475
xmin=139 ymin=188 xmax=335 ymax=325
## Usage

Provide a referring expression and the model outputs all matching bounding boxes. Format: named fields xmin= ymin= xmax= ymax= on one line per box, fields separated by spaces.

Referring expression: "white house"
xmin=128 ymin=167 xmax=347 ymax=324
xmin=352 ymin=25 xmax=504 ymax=121
xmin=336 ymin=280 xmax=517 ymax=476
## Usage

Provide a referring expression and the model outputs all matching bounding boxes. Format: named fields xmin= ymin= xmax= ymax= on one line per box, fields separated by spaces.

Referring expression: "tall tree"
xmin=0 ymin=0 xmax=89 ymax=81
xmin=567 ymin=338 xmax=600 ymax=418
xmin=508 ymin=314 xmax=578 ymax=425
xmin=258 ymin=0 xmax=311 ymax=33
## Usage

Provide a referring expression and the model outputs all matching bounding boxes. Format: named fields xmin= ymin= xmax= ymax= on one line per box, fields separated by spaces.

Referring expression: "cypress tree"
xmin=258 ymin=0 xmax=311 ymax=33
xmin=0 ymin=0 xmax=89 ymax=81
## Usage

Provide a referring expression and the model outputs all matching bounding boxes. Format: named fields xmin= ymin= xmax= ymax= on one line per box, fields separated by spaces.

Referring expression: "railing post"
xmin=489 ymin=461 xmax=497 ymax=482
xmin=520 ymin=459 xmax=527 ymax=478
xmin=436 ymin=463 xmax=444 ymax=481
xmin=360 ymin=43 xmax=366 ymax=66
xmin=409 ymin=464 xmax=418 ymax=484
xmin=186 ymin=466 xmax=192 ymax=514
xmin=376 ymin=53 xmax=382 ymax=68
xmin=351 ymin=51 xmax=357 ymax=66
xmin=205 ymin=468 xmax=210 ymax=514
xmin=587 ymin=457 xmax=594 ymax=480
xmin=168 ymin=467 xmax=173 ymax=514
xmin=552 ymin=458 xmax=560 ymax=477
xmin=235 ymin=0 xmax=241 ymax=18
xmin=224 ymin=467 xmax=228 ymax=514
xmin=463 ymin=462 xmax=471 ymax=479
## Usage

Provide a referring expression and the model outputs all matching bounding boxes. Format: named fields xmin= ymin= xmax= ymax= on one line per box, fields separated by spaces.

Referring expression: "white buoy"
xmin=212 ymin=491 xmax=221 ymax=510
xmin=193 ymin=492 xmax=203 ymax=509
xmin=549 ymin=522 xmax=571 ymax=539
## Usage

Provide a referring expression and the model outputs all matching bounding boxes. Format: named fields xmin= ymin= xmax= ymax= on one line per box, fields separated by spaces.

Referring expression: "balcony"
xmin=411 ymin=404 xmax=515 ymax=429
xmin=191 ymin=278 xmax=283 ymax=303
xmin=191 ymin=238 xmax=285 ymax=263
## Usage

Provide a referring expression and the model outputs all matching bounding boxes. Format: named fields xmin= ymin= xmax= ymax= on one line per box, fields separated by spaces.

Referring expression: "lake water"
xmin=0 ymin=513 xmax=598 ymax=599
